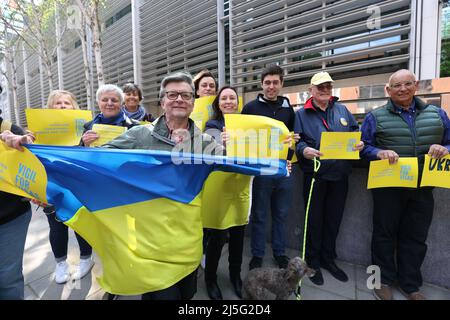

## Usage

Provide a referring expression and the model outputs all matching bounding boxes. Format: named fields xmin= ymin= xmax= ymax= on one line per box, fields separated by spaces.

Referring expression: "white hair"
xmin=96 ymin=84 xmax=125 ymax=105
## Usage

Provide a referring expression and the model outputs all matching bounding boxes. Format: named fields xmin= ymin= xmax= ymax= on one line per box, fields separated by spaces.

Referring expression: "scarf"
xmin=92 ymin=111 xmax=126 ymax=126
xmin=122 ymin=105 xmax=146 ymax=121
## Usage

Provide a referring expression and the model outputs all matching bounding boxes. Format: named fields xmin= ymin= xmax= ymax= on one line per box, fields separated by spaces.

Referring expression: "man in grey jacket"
xmin=104 ymin=71 xmax=223 ymax=300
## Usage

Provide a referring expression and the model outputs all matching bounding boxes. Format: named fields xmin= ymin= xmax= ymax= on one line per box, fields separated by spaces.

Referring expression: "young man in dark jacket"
xmin=242 ymin=65 xmax=296 ymax=270
xmin=0 ymin=115 xmax=34 ymax=299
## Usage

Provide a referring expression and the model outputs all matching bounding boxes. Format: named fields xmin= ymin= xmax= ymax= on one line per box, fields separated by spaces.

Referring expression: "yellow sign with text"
xmin=367 ymin=157 xmax=418 ymax=189
xmin=420 ymin=155 xmax=450 ymax=188
xmin=26 ymin=109 xmax=92 ymax=146
xmin=0 ymin=141 xmax=47 ymax=201
xmin=320 ymin=131 xmax=361 ymax=160
xmin=191 ymin=96 xmax=244 ymax=131
xmin=224 ymin=114 xmax=290 ymax=160
xmin=90 ymin=124 xmax=127 ymax=147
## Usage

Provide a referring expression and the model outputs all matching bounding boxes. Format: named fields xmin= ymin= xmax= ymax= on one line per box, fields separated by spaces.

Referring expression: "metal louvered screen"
xmin=139 ymin=0 xmax=219 ymax=112
xmin=230 ymin=0 xmax=412 ymax=89
xmin=102 ymin=10 xmax=134 ymax=87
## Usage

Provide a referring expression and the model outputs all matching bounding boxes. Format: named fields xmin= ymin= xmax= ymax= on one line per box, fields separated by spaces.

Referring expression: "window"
xmin=105 ymin=4 xmax=132 ymax=29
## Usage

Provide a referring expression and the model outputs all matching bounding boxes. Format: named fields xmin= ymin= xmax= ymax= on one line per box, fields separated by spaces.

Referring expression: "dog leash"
xmin=296 ymin=157 xmax=321 ymax=300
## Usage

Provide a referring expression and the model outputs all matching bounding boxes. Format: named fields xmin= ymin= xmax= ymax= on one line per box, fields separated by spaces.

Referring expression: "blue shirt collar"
xmin=393 ymin=99 xmax=416 ymax=114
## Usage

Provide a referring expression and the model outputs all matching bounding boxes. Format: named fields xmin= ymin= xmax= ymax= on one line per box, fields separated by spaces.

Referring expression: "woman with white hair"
xmin=80 ymin=84 xmax=139 ymax=146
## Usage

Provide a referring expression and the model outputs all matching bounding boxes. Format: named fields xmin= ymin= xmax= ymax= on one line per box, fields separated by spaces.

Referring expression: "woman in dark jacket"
xmin=80 ymin=84 xmax=138 ymax=147
xmin=80 ymin=84 xmax=138 ymax=300
xmin=203 ymin=86 xmax=246 ymax=300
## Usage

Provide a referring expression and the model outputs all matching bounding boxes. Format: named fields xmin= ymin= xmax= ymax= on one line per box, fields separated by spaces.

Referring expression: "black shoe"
xmin=309 ymin=269 xmax=324 ymax=285
xmin=206 ymin=280 xmax=223 ymax=300
xmin=321 ymin=260 xmax=348 ymax=282
xmin=249 ymin=257 xmax=262 ymax=270
xmin=102 ymin=292 xmax=118 ymax=300
xmin=273 ymin=255 xmax=290 ymax=269
xmin=230 ymin=275 xmax=242 ymax=299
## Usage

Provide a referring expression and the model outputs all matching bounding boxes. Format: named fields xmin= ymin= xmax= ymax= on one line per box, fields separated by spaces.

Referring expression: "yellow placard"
xmin=26 ymin=109 xmax=92 ymax=146
xmin=90 ymin=124 xmax=127 ymax=147
xmin=320 ymin=131 xmax=361 ymax=160
xmin=0 ymin=141 xmax=47 ymax=201
xmin=367 ymin=157 xmax=418 ymax=189
xmin=420 ymin=155 xmax=450 ymax=188
xmin=201 ymin=172 xmax=252 ymax=229
xmin=191 ymin=96 xmax=244 ymax=131
xmin=224 ymin=114 xmax=290 ymax=160
xmin=191 ymin=96 xmax=215 ymax=131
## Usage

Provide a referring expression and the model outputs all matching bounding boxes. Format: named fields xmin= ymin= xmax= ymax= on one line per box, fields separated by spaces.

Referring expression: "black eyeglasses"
xmin=165 ymin=91 xmax=194 ymax=101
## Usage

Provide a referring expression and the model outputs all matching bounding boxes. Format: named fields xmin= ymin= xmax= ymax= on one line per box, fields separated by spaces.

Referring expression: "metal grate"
xmin=230 ymin=0 xmax=412 ymax=88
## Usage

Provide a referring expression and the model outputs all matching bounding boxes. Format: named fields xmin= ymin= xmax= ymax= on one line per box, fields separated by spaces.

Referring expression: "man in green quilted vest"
xmin=361 ymin=69 xmax=450 ymax=300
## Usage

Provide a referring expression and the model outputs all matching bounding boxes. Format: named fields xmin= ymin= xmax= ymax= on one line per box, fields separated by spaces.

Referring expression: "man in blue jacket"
xmin=295 ymin=72 xmax=364 ymax=286
xmin=361 ymin=69 xmax=450 ymax=300
xmin=242 ymin=65 xmax=296 ymax=270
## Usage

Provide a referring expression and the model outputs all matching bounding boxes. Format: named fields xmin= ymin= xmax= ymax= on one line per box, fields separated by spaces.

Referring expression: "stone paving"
xmin=23 ymin=205 xmax=450 ymax=300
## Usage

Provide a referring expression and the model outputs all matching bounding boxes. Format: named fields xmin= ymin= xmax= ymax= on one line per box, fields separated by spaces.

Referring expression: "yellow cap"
xmin=310 ymin=72 xmax=334 ymax=85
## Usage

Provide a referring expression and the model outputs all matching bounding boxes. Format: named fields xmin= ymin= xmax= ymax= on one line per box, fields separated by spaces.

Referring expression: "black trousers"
xmin=205 ymin=226 xmax=245 ymax=282
xmin=45 ymin=212 xmax=92 ymax=260
xmin=371 ymin=187 xmax=434 ymax=293
xmin=141 ymin=268 xmax=198 ymax=300
xmin=303 ymin=175 xmax=348 ymax=269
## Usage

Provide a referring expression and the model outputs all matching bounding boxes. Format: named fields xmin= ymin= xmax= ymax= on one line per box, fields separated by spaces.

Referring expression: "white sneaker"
xmin=55 ymin=261 xmax=70 ymax=284
xmin=72 ymin=258 xmax=94 ymax=280
xmin=200 ymin=254 xmax=206 ymax=269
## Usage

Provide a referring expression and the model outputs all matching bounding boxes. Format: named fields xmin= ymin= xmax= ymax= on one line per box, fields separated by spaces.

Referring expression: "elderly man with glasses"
xmin=294 ymin=71 xmax=364 ymax=286
xmin=103 ymin=71 xmax=224 ymax=300
xmin=361 ymin=69 xmax=450 ymax=300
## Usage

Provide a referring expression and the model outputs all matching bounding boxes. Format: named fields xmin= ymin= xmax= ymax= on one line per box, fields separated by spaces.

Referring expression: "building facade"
xmin=1 ymin=0 xmax=448 ymax=126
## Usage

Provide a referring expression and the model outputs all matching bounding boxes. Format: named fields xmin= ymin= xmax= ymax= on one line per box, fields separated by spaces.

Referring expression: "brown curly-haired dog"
xmin=242 ymin=257 xmax=315 ymax=300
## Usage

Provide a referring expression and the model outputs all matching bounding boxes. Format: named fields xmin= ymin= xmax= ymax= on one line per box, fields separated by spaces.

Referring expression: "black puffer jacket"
xmin=0 ymin=117 xmax=31 ymax=225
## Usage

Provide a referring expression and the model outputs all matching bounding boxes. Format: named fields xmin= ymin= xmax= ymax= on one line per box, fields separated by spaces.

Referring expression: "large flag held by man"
xmin=0 ymin=143 xmax=287 ymax=295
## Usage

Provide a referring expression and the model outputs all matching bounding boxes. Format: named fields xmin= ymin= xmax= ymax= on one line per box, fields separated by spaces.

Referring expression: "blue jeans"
xmin=0 ymin=209 xmax=31 ymax=300
xmin=250 ymin=175 xmax=293 ymax=257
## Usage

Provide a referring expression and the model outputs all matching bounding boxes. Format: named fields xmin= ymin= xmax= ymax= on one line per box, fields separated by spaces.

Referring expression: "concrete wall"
xmin=248 ymin=164 xmax=450 ymax=290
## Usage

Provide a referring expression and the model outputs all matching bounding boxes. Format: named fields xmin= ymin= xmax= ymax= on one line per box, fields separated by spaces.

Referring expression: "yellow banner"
xmin=191 ymin=96 xmax=244 ymax=131
xmin=26 ymin=109 xmax=92 ymax=146
xmin=367 ymin=157 xmax=418 ymax=189
xmin=224 ymin=114 xmax=290 ymax=160
xmin=91 ymin=124 xmax=127 ymax=147
xmin=320 ymin=131 xmax=361 ymax=160
xmin=201 ymin=172 xmax=252 ymax=229
xmin=420 ymin=155 xmax=450 ymax=188
xmin=0 ymin=141 xmax=47 ymax=201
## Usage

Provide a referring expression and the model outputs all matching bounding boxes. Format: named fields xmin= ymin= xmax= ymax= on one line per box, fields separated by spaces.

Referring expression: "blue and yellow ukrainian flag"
xmin=0 ymin=143 xmax=287 ymax=295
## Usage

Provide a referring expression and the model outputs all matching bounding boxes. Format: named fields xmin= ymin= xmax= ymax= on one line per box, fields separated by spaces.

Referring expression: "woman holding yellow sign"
xmin=202 ymin=86 xmax=245 ymax=300
xmin=294 ymin=72 xmax=364 ymax=286
xmin=80 ymin=84 xmax=139 ymax=147
xmin=41 ymin=90 xmax=95 ymax=285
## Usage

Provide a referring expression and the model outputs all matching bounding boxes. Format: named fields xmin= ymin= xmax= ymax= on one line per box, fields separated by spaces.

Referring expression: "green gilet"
xmin=372 ymin=98 xmax=444 ymax=162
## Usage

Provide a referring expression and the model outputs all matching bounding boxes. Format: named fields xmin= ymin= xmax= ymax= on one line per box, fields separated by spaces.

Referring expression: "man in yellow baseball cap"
xmin=310 ymin=71 xmax=334 ymax=86
xmin=294 ymin=70 xmax=364 ymax=286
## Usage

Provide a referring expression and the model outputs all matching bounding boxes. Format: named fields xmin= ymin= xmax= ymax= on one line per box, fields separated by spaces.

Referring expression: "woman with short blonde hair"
xmin=46 ymin=90 xmax=79 ymax=110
